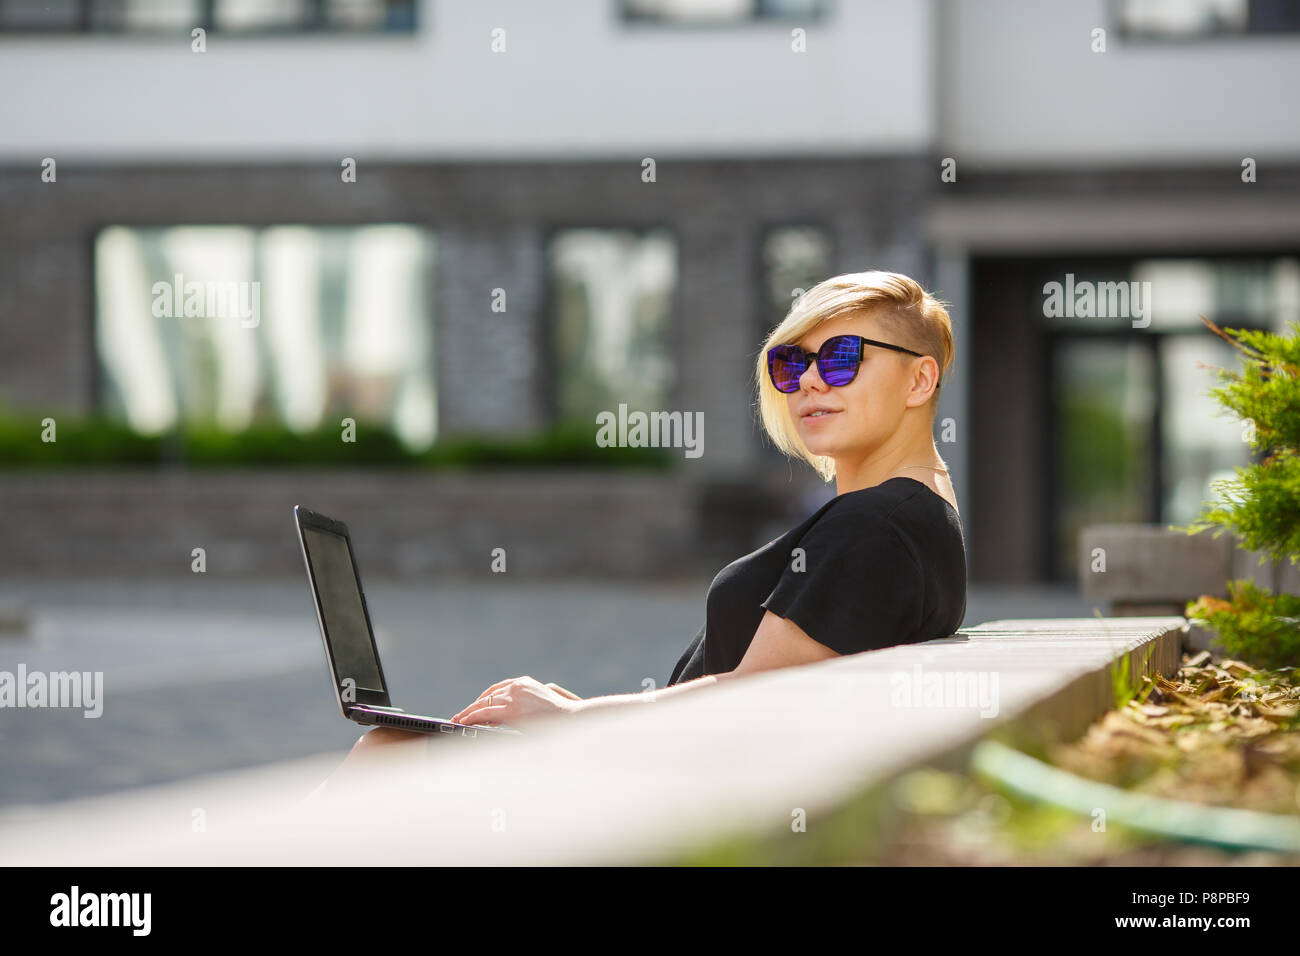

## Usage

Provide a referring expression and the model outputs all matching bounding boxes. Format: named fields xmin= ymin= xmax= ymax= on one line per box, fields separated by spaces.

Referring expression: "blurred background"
xmin=1 ymin=0 xmax=1298 ymax=807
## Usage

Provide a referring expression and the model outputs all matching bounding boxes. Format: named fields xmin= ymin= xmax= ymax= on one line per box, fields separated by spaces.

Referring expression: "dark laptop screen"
xmin=301 ymin=527 xmax=385 ymax=694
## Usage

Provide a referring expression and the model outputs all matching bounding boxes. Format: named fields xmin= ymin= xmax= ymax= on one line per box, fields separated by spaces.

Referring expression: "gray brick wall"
xmin=0 ymin=469 xmax=698 ymax=580
xmin=0 ymin=157 xmax=935 ymax=439
xmin=9 ymin=159 xmax=1300 ymax=582
xmin=434 ymin=222 xmax=547 ymax=437
xmin=0 ymin=157 xmax=936 ymax=576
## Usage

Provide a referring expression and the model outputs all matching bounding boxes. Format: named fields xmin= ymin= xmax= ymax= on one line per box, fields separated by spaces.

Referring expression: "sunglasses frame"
xmin=766 ymin=334 xmax=924 ymax=393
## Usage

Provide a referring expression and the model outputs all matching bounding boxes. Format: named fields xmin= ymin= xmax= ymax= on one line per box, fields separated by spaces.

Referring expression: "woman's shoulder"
xmin=809 ymin=478 xmax=964 ymax=554
xmin=797 ymin=485 xmax=917 ymax=551
xmin=821 ymin=477 xmax=942 ymax=523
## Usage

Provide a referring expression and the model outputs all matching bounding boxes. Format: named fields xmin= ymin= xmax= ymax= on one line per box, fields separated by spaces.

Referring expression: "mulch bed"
xmin=873 ymin=652 xmax=1300 ymax=865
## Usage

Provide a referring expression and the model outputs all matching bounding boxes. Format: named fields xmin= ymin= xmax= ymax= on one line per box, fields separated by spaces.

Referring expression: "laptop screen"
xmin=301 ymin=526 xmax=385 ymax=694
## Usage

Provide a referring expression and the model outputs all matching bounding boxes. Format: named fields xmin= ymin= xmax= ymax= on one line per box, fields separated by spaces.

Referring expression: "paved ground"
xmin=0 ymin=576 xmax=1099 ymax=808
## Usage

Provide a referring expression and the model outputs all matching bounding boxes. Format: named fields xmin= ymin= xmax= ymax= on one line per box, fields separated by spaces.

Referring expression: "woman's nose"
xmin=799 ymin=359 xmax=828 ymax=390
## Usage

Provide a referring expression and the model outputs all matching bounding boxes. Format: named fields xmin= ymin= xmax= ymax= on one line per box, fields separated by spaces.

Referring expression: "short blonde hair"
xmin=756 ymin=271 xmax=953 ymax=482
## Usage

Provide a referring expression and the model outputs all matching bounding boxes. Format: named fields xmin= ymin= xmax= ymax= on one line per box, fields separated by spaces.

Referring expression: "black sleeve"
xmin=667 ymin=625 xmax=705 ymax=686
xmin=760 ymin=508 xmax=924 ymax=656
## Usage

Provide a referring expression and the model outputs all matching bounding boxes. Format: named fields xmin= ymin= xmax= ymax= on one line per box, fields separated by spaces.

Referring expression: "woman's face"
xmin=783 ymin=313 xmax=924 ymax=462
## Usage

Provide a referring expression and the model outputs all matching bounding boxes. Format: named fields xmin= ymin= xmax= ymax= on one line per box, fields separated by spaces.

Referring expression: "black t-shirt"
xmin=666 ymin=476 xmax=967 ymax=686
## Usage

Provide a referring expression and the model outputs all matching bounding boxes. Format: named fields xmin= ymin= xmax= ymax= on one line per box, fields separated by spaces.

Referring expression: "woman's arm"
xmin=575 ymin=609 xmax=839 ymax=714
xmin=455 ymin=611 xmax=839 ymax=725
xmin=576 ymin=671 xmax=729 ymax=713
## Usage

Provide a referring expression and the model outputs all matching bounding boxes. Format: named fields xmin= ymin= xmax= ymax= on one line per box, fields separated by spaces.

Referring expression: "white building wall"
xmin=940 ymin=0 xmax=1300 ymax=165
xmin=0 ymin=0 xmax=935 ymax=162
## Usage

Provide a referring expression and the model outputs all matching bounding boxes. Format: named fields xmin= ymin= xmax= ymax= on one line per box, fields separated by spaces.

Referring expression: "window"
xmin=1055 ymin=338 xmax=1158 ymax=579
xmin=972 ymin=254 xmax=1299 ymax=582
xmin=759 ymin=224 xmax=833 ymax=336
xmin=621 ymin=0 xmax=823 ymax=25
xmin=1045 ymin=256 xmax=1299 ymax=579
xmin=94 ymin=224 xmax=436 ymax=449
xmin=0 ymin=0 xmax=416 ymax=33
xmin=546 ymin=228 xmax=677 ymax=426
xmin=755 ymin=225 xmax=832 ymax=462
xmin=1114 ymin=0 xmax=1300 ymax=38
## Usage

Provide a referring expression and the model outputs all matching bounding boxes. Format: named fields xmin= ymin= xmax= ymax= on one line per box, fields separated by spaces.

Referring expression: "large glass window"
xmin=0 ymin=0 xmax=416 ymax=32
xmin=93 ymin=224 xmax=436 ymax=450
xmin=1044 ymin=255 xmax=1299 ymax=579
xmin=621 ymin=0 xmax=823 ymax=24
xmin=1054 ymin=338 xmax=1157 ymax=579
xmin=1114 ymin=0 xmax=1300 ymax=38
xmin=546 ymin=228 xmax=676 ymax=426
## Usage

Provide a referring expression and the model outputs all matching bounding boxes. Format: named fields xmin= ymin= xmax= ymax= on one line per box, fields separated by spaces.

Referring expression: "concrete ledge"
xmin=0 ymin=616 xmax=1186 ymax=865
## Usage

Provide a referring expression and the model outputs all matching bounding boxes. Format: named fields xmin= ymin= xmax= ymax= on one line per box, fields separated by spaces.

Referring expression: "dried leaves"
xmin=1048 ymin=652 xmax=1300 ymax=816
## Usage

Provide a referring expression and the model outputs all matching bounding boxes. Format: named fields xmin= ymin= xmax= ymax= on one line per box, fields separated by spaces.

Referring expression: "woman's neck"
xmin=833 ymin=440 xmax=946 ymax=497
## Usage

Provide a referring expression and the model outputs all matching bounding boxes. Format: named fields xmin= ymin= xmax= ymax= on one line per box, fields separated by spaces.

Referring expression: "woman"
xmin=354 ymin=270 xmax=967 ymax=753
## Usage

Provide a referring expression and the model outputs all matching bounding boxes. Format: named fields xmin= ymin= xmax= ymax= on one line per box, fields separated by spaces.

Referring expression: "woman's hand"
xmin=452 ymin=676 xmax=584 ymax=726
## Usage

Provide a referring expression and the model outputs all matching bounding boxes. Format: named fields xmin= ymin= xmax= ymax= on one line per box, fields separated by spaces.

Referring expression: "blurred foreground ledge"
xmin=0 ymin=617 xmax=1184 ymax=865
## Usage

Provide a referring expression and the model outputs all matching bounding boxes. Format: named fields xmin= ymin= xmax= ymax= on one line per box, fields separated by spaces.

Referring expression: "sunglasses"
xmin=766 ymin=334 xmax=923 ymax=394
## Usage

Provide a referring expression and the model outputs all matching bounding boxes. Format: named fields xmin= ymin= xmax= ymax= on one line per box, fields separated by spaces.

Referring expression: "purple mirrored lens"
xmin=818 ymin=336 xmax=861 ymax=387
xmin=768 ymin=346 xmax=805 ymax=393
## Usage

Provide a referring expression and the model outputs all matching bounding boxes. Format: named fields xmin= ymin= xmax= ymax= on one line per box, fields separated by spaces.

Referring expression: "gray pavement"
xmin=0 ymin=576 xmax=1101 ymax=808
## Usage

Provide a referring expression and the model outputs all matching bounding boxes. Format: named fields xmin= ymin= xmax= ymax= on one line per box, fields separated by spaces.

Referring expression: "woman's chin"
xmin=797 ymin=432 xmax=837 ymax=458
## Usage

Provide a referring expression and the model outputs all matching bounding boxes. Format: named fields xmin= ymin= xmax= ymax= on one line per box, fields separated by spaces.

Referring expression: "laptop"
xmin=294 ymin=505 xmax=520 ymax=739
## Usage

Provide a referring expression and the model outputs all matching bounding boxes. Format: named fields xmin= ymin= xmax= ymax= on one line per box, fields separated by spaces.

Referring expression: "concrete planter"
xmin=1080 ymin=523 xmax=1299 ymax=653
xmin=1081 ymin=524 xmax=1299 ymax=605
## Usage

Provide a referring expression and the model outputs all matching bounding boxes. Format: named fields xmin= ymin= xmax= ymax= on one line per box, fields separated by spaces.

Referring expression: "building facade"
xmin=2 ymin=0 xmax=1299 ymax=583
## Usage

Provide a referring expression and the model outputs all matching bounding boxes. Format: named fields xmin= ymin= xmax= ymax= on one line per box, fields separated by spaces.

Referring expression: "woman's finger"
xmin=454 ymin=678 xmax=531 ymax=722
xmin=453 ymin=691 xmax=514 ymax=721
xmin=456 ymin=698 xmax=512 ymax=725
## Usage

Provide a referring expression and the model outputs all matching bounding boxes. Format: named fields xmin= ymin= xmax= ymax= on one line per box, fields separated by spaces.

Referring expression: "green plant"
xmin=0 ymin=411 xmax=671 ymax=470
xmin=1174 ymin=316 xmax=1300 ymax=667
xmin=1186 ymin=581 xmax=1300 ymax=670
xmin=1110 ymin=644 xmax=1157 ymax=710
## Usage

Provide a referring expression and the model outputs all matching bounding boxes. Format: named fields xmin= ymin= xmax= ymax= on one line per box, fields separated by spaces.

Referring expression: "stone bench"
xmin=0 ymin=616 xmax=1186 ymax=865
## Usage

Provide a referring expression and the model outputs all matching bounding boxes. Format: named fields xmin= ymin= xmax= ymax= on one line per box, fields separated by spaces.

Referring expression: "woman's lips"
xmin=800 ymin=410 xmax=840 ymax=423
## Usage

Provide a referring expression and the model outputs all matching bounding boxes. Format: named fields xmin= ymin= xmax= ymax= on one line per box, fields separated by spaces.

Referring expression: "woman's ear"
xmin=904 ymin=355 xmax=939 ymax=408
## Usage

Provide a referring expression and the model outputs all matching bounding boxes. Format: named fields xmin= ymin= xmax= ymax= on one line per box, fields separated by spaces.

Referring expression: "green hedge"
xmin=0 ymin=415 xmax=670 ymax=469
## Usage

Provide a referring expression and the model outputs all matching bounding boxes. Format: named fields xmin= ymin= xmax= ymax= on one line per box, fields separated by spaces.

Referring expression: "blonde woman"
xmin=355 ymin=271 xmax=967 ymax=751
